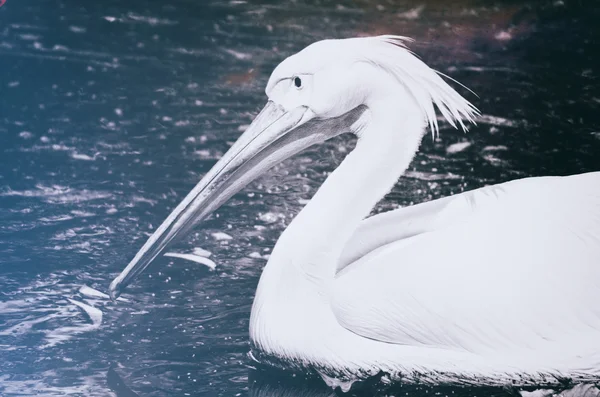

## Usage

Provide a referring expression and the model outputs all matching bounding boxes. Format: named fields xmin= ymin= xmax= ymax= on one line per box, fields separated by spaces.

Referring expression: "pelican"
xmin=109 ymin=36 xmax=600 ymax=389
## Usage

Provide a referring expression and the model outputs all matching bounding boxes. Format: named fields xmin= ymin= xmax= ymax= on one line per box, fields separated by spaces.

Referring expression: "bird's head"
xmin=109 ymin=35 xmax=478 ymax=300
xmin=266 ymin=35 xmax=477 ymax=134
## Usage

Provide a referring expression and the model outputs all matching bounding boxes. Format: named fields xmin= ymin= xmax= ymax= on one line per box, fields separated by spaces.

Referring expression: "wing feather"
xmin=332 ymin=172 xmax=600 ymax=356
xmin=337 ymin=194 xmax=462 ymax=273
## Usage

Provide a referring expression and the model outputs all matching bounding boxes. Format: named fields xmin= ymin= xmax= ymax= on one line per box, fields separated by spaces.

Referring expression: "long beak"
xmin=109 ymin=102 xmax=366 ymax=300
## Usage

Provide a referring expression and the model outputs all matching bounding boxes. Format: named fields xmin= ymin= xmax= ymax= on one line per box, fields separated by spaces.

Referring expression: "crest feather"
xmin=360 ymin=35 xmax=480 ymax=138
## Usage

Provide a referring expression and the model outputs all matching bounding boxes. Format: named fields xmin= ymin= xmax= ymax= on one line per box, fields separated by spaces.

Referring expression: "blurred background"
xmin=0 ymin=0 xmax=599 ymax=396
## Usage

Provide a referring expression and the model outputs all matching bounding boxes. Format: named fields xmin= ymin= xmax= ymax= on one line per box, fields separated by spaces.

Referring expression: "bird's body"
xmin=110 ymin=35 xmax=600 ymax=390
xmin=251 ymin=171 xmax=600 ymax=387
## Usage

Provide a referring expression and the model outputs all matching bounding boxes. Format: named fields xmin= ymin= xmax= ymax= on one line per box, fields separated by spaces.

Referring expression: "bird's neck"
xmin=275 ymin=100 xmax=426 ymax=284
xmin=249 ymin=100 xmax=425 ymax=353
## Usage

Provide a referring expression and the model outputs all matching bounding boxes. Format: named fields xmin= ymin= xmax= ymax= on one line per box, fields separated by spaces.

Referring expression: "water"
xmin=1 ymin=0 xmax=599 ymax=396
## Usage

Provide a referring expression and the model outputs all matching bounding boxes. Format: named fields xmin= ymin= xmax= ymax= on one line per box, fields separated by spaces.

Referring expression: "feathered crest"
xmin=356 ymin=35 xmax=480 ymax=138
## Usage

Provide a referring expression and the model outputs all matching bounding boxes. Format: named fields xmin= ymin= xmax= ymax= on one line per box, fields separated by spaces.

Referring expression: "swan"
xmin=109 ymin=35 xmax=600 ymax=389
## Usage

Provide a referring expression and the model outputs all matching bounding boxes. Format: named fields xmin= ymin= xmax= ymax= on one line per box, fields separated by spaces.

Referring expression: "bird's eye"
xmin=293 ymin=76 xmax=302 ymax=89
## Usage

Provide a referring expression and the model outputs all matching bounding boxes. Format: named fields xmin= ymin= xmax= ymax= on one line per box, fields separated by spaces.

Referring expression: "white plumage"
xmin=110 ymin=35 xmax=600 ymax=389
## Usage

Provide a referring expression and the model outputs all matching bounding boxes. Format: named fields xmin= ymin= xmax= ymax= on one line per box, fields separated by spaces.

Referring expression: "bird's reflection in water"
xmin=248 ymin=367 xmax=515 ymax=397
xmin=249 ymin=367 xmax=336 ymax=397
xmin=107 ymin=364 xmax=600 ymax=397
xmin=249 ymin=368 xmax=600 ymax=397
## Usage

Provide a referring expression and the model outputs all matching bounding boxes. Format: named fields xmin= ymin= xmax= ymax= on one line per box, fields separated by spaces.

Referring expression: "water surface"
xmin=1 ymin=0 xmax=599 ymax=395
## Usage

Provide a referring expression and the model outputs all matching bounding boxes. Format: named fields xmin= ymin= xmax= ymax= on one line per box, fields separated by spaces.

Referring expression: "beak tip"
xmin=108 ymin=279 xmax=122 ymax=301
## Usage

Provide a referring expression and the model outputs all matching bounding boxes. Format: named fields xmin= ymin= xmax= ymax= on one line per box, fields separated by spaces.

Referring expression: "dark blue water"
xmin=1 ymin=0 xmax=599 ymax=396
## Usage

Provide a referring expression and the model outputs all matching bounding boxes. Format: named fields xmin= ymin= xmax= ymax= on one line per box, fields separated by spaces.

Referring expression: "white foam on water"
xmin=211 ymin=232 xmax=232 ymax=241
xmin=164 ymin=252 xmax=217 ymax=270
xmin=446 ymin=141 xmax=472 ymax=154
xmin=193 ymin=247 xmax=212 ymax=257
xmin=483 ymin=145 xmax=508 ymax=151
xmin=67 ymin=299 xmax=102 ymax=327
xmin=42 ymin=299 xmax=103 ymax=348
xmin=78 ymin=285 xmax=129 ymax=302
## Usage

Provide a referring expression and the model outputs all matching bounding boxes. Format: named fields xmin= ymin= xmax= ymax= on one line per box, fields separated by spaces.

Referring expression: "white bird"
xmin=109 ymin=36 xmax=600 ymax=390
